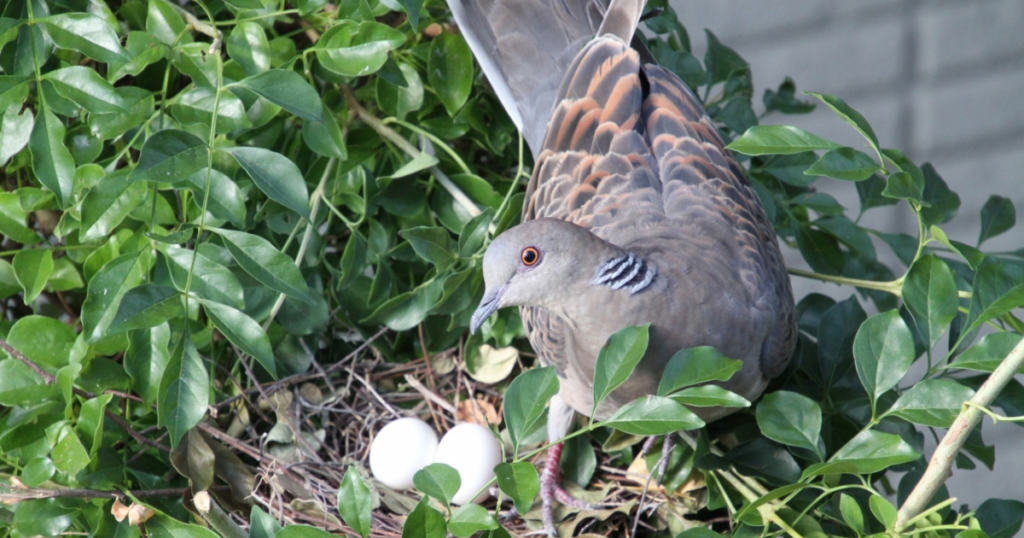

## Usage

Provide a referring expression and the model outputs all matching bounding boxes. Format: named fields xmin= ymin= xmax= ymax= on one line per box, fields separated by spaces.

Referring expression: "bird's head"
xmin=470 ymin=219 xmax=615 ymax=333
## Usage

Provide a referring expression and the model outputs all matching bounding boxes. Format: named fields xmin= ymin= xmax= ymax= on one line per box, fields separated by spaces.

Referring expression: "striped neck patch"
xmin=591 ymin=253 xmax=657 ymax=294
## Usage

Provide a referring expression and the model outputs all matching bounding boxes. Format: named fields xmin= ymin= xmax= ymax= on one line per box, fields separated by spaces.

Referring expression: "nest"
xmin=191 ymin=329 xmax=719 ymax=537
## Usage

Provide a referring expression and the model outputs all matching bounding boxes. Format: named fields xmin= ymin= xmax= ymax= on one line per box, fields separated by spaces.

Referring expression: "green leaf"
xmin=978 ymin=195 xmax=1015 ymax=246
xmin=976 ymin=499 xmax=1024 ymax=538
xmin=185 ymin=168 xmax=247 ymax=228
xmin=303 ymin=105 xmax=347 ymax=159
xmin=884 ymin=379 xmax=975 ymax=428
xmin=210 ymin=228 xmax=313 ymax=304
xmin=29 ymin=107 xmax=75 ymax=207
xmin=109 ymin=32 xmax=167 ymax=82
xmin=704 ymin=30 xmax=748 ymax=85
xmin=964 ymin=261 xmax=1024 ymax=338
xmin=840 ymin=493 xmax=865 ymax=535
xmin=796 ymin=223 xmax=843 ymax=275
xmin=458 ymin=209 xmax=494 ymax=258
xmin=129 ymin=130 xmax=208 ymax=184
xmin=0 ymin=358 xmax=56 ymax=406
xmin=361 ymin=278 xmax=443 ymax=331
xmin=947 ymin=333 xmax=1023 ymax=373
xmin=882 ymin=171 xmax=923 ymax=202
xmin=81 ymin=251 xmax=145 ymax=343
xmin=52 ymin=425 xmax=90 ymax=475
xmin=813 ymin=215 xmax=876 ymax=259
xmin=235 ymin=69 xmax=324 ymax=123
xmin=42 ymin=13 xmax=127 ymax=64
xmin=403 ymin=497 xmax=447 ymax=538
xmin=7 ymin=315 xmax=76 ymax=371
xmin=12 ymin=498 xmax=76 ymax=537
xmin=869 ymin=494 xmax=898 ymax=529
xmin=147 ymin=0 xmax=191 ymax=47
xmin=125 ymin=324 xmax=171 ymax=406
xmin=413 ymin=463 xmax=461 ymax=506
xmin=902 ymin=255 xmax=958 ymax=349
xmin=929 ymin=226 xmax=984 ymax=270
xmin=80 ymin=170 xmax=147 ymax=242
xmin=562 ymin=434 xmax=597 ymax=487
xmin=43 ymin=66 xmax=126 ymax=114
xmin=13 ymin=249 xmax=53 ymax=304
xmin=376 ymin=62 xmax=424 ymax=120
xmin=670 ymin=385 xmax=750 ymax=408
xmin=805 ymin=91 xmax=881 ymax=161
xmin=503 ymin=366 xmax=559 ymax=453
xmin=226 ymin=22 xmax=270 ymax=77
xmin=602 ymin=395 xmax=705 ymax=435
xmin=0 ymin=192 xmax=39 ymax=245
xmin=493 ymin=461 xmax=540 ymax=516
xmin=172 ymin=43 xmax=217 ymax=88
xmin=164 ymin=245 xmax=245 ymax=309
xmin=592 ymin=324 xmax=650 ymax=414
xmin=109 ymin=284 xmax=182 ymax=333
xmin=388 ymin=151 xmax=438 ymax=179
xmin=428 ymin=32 xmax=474 ymax=116
xmin=175 ymin=89 xmax=251 ymax=135
xmin=21 ymin=457 xmax=56 ymax=487
xmin=726 ymin=125 xmax=839 ymax=155
xmin=657 ymin=345 xmax=742 ymax=396
xmin=337 ymin=466 xmax=372 ymax=538
xmin=200 ymin=299 xmax=277 ymax=378
xmin=448 ymin=504 xmax=499 ymax=538
xmin=1 ymin=101 xmax=32 ymax=165
xmin=804 ymin=147 xmax=879 ymax=181
xmin=222 ymin=147 xmax=310 ymax=219
xmin=400 ymin=226 xmax=457 ymax=271
xmin=920 ymin=163 xmax=960 ymax=227
xmin=317 ymin=21 xmax=406 ymax=77
xmin=755 ymin=391 xmax=822 ymax=460
xmin=853 ymin=310 xmax=915 ymax=411
xmin=158 ymin=329 xmax=209 ymax=448
xmin=800 ymin=430 xmax=918 ymax=480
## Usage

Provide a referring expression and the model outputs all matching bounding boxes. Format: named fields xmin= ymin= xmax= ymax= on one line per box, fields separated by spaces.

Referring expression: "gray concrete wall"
xmin=669 ymin=0 xmax=1024 ymax=509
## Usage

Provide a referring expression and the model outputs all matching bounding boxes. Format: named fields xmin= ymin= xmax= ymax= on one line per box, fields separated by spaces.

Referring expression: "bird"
xmin=452 ymin=0 xmax=797 ymax=534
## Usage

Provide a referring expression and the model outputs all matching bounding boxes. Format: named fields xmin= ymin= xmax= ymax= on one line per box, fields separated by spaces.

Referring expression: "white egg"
xmin=433 ymin=423 xmax=504 ymax=504
xmin=369 ymin=417 xmax=439 ymax=490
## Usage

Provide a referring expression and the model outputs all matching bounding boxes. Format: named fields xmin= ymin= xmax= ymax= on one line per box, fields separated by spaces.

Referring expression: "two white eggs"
xmin=368 ymin=418 xmax=502 ymax=504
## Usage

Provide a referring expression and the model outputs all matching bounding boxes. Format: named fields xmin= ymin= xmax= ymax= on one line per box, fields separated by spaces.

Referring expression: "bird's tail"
xmin=446 ymin=0 xmax=646 ymax=158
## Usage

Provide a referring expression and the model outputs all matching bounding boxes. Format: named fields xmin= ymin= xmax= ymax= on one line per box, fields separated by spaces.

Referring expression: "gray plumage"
xmin=460 ymin=0 xmax=796 ymax=422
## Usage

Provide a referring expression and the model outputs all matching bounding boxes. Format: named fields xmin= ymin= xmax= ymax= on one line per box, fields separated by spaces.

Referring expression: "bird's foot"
xmin=539 ymin=441 xmax=602 ymax=537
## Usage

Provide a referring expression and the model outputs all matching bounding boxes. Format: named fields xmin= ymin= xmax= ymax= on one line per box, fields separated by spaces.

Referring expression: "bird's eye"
xmin=521 ymin=247 xmax=540 ymax=266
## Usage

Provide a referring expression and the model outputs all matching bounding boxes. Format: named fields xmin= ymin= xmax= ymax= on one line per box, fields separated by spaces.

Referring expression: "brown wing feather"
xmin=641 ymin=65 xmax=796 ymax=377
xmin=523 ymin=36 xmax=796 ymax=381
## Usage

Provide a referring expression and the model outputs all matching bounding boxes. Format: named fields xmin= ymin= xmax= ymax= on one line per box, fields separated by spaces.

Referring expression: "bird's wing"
xmin=640 ymin=64 xmax=796 ymax=378
xmin=446 ymin=0 xmax=605 ymax=157
xmin=523 ymin=33 xmax=796 ymax=379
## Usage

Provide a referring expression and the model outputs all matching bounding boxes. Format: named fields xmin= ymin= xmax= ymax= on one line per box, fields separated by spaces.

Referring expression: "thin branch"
xmin=213 ymin=326 xmax=389 ymax=410
xmin=0 ymin=336 xmax=55 ymax=382
xmin=1 ymin=336 xmax=170 ymax=453
xmin=787 ymin=268 xmax=902 ymax=295
xmin=896 ymin=335 xmax=1024 ymax=528
xmin=341 ymin=86 xmax=481 ymax=218
xmin=0 ymin=485 xmax=229 ymax=503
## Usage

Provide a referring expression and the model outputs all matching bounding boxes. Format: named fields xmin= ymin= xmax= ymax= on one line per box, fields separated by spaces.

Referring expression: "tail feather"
xmin=447 ymin=0 xmax=646 ymax=158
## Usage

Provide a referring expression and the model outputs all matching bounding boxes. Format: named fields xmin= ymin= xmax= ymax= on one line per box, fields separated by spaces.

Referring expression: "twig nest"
xmin=433 ymin=422 xmax=503 ymax=504
xmin=370 ymin=417 xmax=439 ymax=490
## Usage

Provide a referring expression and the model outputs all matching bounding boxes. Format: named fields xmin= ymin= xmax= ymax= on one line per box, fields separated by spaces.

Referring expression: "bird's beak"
xmin=470 ymin=284 xmax=508 ymax=334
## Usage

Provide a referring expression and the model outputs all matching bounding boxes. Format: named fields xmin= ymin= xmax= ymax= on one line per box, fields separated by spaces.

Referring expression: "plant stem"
xmin=342 ymin=86 xmax=481 ymax=217
xmin=896 ymin=335 xmax=1024 ymax=528
xmin=787 ymin=268 xmax=902 ymax=295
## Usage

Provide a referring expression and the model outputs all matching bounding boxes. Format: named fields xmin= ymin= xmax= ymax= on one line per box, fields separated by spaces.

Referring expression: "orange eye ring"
xmin=521 ymin=247 xmax=540 ymax=266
